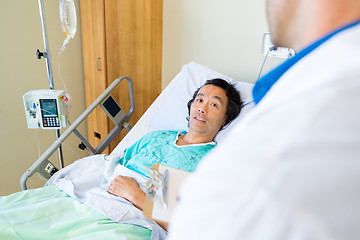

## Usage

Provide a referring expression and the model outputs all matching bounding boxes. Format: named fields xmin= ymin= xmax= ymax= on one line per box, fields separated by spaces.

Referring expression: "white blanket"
xmin=46 ymin=155 xmax=167 ymax=239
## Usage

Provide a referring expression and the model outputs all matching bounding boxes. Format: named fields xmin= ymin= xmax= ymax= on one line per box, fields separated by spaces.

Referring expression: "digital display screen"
xmin=40 ymin=99 xmax=58 ymax=116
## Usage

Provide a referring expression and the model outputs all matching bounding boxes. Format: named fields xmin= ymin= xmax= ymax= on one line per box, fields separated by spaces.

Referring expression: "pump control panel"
xmin=23 ymin=89 xmax=69 ymax=129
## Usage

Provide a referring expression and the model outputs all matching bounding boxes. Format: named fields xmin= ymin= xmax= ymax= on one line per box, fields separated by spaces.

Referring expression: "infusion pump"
xmin=23 ymin=89 xmax=69 ymax=129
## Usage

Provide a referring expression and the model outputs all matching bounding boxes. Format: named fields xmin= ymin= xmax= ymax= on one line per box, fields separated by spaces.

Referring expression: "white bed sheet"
xmin=47 ymin=62 xmax=255 ymax=239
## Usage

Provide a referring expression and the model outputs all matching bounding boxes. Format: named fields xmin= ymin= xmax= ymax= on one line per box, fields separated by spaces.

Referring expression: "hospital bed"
xmin=0 ymin=62 xmax=254 ymax=240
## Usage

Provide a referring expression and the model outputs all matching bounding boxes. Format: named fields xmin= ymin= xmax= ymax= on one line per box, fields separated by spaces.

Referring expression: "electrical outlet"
xmin=262 ymin=33 xmax=295 ymax=59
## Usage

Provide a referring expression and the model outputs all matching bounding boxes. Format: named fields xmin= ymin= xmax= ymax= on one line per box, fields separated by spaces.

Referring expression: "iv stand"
xmin=36 ymin=0 xmax=64 ymax=169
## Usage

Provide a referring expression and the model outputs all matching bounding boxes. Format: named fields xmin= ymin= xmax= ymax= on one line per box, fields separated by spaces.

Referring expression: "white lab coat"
xmin=168 ymin=24 xmax=360 ymax=240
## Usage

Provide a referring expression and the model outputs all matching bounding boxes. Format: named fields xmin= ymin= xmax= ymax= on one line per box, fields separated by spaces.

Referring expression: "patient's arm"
xmin=108 ymin=176 xmax=146 ymax=210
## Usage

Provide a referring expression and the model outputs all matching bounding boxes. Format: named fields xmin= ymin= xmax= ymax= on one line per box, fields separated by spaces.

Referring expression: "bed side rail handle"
xmin=94 ymin=77 xmax=135 ymax=154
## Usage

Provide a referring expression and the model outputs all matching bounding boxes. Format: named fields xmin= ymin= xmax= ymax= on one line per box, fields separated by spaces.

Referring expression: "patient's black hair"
xmin=187 ymin=78 xmax=243 ymax=131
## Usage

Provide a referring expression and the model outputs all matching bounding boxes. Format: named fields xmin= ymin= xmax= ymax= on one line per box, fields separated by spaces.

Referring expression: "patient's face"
xmin=189 ymin=85 xmax=228 ymax=138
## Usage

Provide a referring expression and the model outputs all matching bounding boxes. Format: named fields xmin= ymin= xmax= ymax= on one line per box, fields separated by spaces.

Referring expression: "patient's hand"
xmin=108 ymin=175 xmax=146 ymax=210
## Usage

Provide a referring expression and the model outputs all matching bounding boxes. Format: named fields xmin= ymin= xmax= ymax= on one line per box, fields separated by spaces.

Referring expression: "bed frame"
xmin=20 ymin=76 xmax=135 ymax=190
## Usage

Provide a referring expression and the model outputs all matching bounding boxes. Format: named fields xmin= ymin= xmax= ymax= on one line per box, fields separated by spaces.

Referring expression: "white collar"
xmin=174 ymin=131 xmax=216 ymax=148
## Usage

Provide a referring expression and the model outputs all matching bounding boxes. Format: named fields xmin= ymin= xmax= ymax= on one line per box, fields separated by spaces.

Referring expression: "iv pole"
xmin=36 ymin=0 xmax=64 ymax=169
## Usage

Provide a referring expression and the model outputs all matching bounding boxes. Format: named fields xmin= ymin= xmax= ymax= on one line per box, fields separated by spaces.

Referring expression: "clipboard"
xmin=143 ymin=164 xmax=190 ymax=228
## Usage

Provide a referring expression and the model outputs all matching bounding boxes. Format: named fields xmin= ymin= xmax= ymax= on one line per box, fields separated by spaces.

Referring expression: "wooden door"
xmin=80 ymin=0 xmax=163 ymax=153
xmin=80 ymin=0 xmax=110 ymax=154
xmin=104 ymin=0 xmax=163 ymax=151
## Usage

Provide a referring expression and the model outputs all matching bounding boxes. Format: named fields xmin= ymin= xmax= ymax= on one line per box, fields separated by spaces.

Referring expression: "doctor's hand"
xmin=108 ymin=175 xmax=146 ymax=210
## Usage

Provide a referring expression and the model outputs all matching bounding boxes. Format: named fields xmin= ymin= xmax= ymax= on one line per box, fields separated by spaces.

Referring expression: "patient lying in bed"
xmin=107 ymin=78 xmax=243 ymax=211
xmin=0 ymin=76 xmax=244 ymax=240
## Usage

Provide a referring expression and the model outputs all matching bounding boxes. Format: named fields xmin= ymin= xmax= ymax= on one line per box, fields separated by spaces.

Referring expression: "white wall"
xmin=162 ymin=0 xmax=270 ymax=87
xmin=0 ymin=0 xmax=87 ymax=195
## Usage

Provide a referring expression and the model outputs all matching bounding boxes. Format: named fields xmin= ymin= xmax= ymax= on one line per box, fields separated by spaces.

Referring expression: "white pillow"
xmin=149 ymin=62 xmax=254 ymax=142
xmin=110 ymin=62 xmax=254 ymax=156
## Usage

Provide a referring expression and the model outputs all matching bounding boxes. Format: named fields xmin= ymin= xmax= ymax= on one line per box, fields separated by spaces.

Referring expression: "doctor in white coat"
xmin=169 ymin=0 xmax=360 ymax=239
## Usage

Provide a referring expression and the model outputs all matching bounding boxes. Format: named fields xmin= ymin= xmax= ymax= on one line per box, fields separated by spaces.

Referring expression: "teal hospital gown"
xmin=120 ymin=130 xmax=216 ymax=177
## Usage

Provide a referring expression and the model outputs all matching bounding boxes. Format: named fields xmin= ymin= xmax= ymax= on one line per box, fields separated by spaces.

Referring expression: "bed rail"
xmin=20 ymin=76 xmax=135 ymax=190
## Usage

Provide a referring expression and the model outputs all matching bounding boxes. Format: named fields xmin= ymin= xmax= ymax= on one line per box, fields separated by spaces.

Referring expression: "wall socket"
xmin=262 ymin=33 xmax=295 ymax=59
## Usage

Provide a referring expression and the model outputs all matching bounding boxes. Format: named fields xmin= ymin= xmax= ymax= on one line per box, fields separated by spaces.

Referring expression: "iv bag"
xmin=59 ymin=0 xmax=77 ymax=53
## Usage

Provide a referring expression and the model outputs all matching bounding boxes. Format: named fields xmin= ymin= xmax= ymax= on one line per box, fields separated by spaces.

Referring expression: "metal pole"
xmin=38 ymin=0 xmax=54 ymax=89
xmin=38 ymin=0 xmax=64 ymax=168
xmin=56 ymin=129 xmax=64 ymax=168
